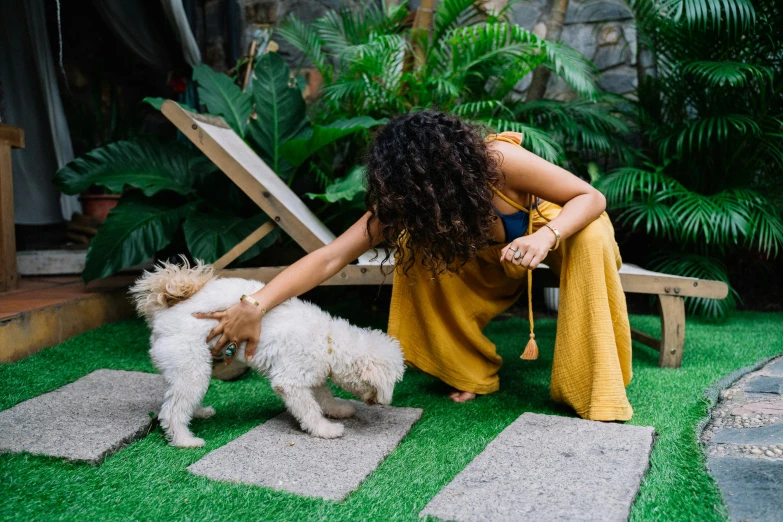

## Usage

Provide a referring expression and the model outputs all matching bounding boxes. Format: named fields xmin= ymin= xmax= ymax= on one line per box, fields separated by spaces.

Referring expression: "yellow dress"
xmin=387 ymin=132 xmax=634 ymax=421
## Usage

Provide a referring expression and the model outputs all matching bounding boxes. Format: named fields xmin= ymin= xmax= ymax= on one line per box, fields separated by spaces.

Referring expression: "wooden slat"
xmin=618 ymin=272 xmax=727 ymax=299
xmin=222 ymin=261 xmax=730 ymax=301
xmin=161 ymin=101 xmax=335 ymax=253
xmin=213 ymin=221 xmax=277 ymax=270
xmin=658 ymin=295 xmax=686 ymax=368
xmin=0 ymin=124 xmax=24 ymax=149
xmin=0 ymin=145 xmax=18 ymax=292
xmin=630 ymin=328 xmax=661 ymax=351
xmin=220 ymin=264 xmax=394 ymax=286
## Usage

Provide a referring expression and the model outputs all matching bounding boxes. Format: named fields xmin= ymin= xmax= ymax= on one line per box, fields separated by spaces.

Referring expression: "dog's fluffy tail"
xmin=129 ymin=256 xmax=214 ymax=319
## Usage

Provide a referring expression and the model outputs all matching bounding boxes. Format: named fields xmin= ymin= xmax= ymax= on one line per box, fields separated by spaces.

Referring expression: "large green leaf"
xmin=83 ymin=195 xmax=196 ymax=282
xmin=279 ymin=116 xmax=387 ymax=167
xmin=246 ymin=53 xmax=308 ymax=179
xmin=192 ymin=65 xmax=253 ymax=136
xmin=306 ymin=166 xmax=366 ymax=203
xmin=55 ymin=138 xmax=217 ymax=197
xmin=183 ymin=210 xmax=279 ymax=265
xmin=142 ymin=97 xmax=195 ymax=112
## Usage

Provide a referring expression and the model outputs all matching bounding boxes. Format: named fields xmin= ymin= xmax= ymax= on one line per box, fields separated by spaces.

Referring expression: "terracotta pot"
xmin=79 ymin=194 xmax=121 ymax=222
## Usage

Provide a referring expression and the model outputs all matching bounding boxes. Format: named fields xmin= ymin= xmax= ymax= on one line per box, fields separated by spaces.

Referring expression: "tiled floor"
xmin=0 ymin=275 xmax=137 ymax=362
xmin=0 ymin=275 xmax=135 ymax=322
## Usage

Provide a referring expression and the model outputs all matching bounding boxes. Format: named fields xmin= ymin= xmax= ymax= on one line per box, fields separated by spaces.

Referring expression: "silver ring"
xmin=513 ymin=250 xmax=522 ymax=260
xmin=225 ymin=343 xmax=238 ymax=358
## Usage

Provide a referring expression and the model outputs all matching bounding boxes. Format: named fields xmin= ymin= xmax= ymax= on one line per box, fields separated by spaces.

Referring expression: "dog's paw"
xmin=171 ymin=436 xmax=206 ymax=448
xmin=311 ymin=421 xmax=344 ymax=439
xmin=194 ymin=406 xmax=216 ymax=419
xmin=325 ymin=400 xmax=356 ymax=419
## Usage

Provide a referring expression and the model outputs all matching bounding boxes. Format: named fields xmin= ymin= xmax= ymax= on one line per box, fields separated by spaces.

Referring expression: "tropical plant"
xmin=278 ymin=0 xmax=634 ymax=173
xmin=56 ymin=52 xmax=384 ymax=282
xmin=598 ymin=0 xmax=783 ymax=317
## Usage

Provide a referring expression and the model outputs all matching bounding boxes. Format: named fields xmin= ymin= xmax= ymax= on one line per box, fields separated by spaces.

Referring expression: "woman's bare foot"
xmin=448 ymin=390 xmax=477 ymax=403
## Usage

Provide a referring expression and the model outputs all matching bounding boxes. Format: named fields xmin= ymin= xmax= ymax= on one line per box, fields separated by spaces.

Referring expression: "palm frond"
xmin=314 ymin=9 xmax=353 ymax=56
xmin=432 ymin=0 xmax=487 ymax=44
xmin=655 ymin=0 xmax=756 ymax=34
xmin=682 ymin=60 xmax=772 ymax=87
xmin=452 ymin=100 xmax=511 ymax=118
xmin=658 ymin=114 xmax=761 ymax=158
xmin=514 ymin=98 xmax=633 ymax=157
xmin=542 ymin=41 xmax=599 ymax=99
xmin=617 ymin=190 xmax=680 ymax=239
xmin=481 ymin=118 xmax=563 ymax=164
xmin=277 ymin=15 xmax=328 ymax=76
xmin=670 ymin=191 xmax=722 ymax=244
xmin=597 ymin=166 xmax=685 ymax=206
xmin=440 ymin=24 xmax=597 ymax=99
xmin=321 ymin=35 xmax=409 ymax=114
xmin=734 ymin=189 xmax=783 ymax=257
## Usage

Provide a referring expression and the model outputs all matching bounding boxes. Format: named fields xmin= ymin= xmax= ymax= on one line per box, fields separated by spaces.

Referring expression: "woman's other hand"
xmin=500 ymin=228 xmax=557 ymax=269
xmin=194 ymin=301 xmax=265 ymax=363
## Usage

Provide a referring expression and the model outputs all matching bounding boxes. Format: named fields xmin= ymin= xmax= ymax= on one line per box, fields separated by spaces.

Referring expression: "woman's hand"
xmin=500 ymin=228 xmax=557 ymax=269
xmin=194 ymin=301 xmax=266 ymax=363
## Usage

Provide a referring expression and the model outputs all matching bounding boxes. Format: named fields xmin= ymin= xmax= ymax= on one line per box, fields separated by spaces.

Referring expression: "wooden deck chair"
xmin=161 ymin=101 xmax=728 ymax=369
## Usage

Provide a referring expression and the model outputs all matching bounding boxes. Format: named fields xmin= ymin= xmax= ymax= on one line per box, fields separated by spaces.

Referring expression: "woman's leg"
xmin=388 ymin=250 xmax=525 ymax=400
xmin=542 ymin=211 xmax=634 ymax=421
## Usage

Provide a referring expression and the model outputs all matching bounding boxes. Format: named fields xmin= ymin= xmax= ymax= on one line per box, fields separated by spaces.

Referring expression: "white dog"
xmin=129 ymin=259 xmax=405 ymax=448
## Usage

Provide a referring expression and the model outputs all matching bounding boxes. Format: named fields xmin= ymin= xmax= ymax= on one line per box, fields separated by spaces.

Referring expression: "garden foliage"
xmin=56 ymin=54 xmax=383 ymax=282
xmin=597 ymin=0 xmax=783 ymax=316
xmin=55 ymin=0 xmax=782 ymax=319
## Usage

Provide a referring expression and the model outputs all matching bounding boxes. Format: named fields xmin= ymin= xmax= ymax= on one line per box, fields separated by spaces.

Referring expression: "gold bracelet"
xmin=240 ymin=294 xmax=259 ymax=306
xmin=544 ymin=224 xmax=561 ymax=251
xmin=241 ymin=295 xmax=268 ymax=316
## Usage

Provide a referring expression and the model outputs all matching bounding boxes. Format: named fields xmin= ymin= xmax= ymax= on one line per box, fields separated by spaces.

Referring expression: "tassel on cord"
xmin=521 ymin=193 xmax=539 ymax=360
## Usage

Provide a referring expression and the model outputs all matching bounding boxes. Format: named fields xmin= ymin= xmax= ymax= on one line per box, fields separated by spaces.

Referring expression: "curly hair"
xmin=365 ymin=110 xmax=502 ymax=275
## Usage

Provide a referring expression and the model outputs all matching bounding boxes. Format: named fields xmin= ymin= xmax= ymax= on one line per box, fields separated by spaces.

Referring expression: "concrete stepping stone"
xmin=420 ymin=413 xmax=655 ymax=522
xmin=744 ymin=376 xmax=783 ymax=396
xmin=187 ymin=402 xmax=422 ymax=500
xmin=708 ymin=457 xmax=783 ymax=522
xmin=711 ymin=424 xmax=783 ymax=446
xmin=0 ymin=369 xmax=164 ymax=464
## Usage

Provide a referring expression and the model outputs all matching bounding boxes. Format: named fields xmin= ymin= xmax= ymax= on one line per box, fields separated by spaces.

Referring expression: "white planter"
xmin=543 ymin=287 xmax=560 ymax=313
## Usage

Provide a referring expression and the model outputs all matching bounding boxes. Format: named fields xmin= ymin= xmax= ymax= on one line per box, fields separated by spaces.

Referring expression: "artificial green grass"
xmin=1 ymin=311 xmax=781 ymax=521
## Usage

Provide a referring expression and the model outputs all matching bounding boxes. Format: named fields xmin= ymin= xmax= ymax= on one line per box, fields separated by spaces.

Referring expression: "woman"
xmin=197 ymin=110 xmax=633 ymax=422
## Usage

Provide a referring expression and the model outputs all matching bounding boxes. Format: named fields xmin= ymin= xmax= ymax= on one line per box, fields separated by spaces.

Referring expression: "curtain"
xmin=161 ymin=0 xmax=202 ymax=67
xmin=0 ymin=0 xmax=79 ymax=224
xmin=93 ymin=0 xmax=172 ymax=71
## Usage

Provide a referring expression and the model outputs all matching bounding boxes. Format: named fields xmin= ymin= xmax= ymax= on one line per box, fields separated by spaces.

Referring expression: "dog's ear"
xmin=359 ymin=359 xmax=380 ymax=383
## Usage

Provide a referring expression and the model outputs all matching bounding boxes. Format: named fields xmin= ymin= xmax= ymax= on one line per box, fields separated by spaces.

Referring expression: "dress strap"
xmin=485 ymin=132 xmax=524 ymax=147
xmin=491 ymin=186 xmax=529 ymax=213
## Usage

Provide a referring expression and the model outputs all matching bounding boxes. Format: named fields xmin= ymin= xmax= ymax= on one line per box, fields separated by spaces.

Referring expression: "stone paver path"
xmin=0 ymin=370 xmax=165 ymax=464
xmin=188 ymin=402 xmax=422 ymax=500
xmin=421 ymin=413 xmax=655 ymax=522
xmin=702 ymin=356 xmax=783 ymax=521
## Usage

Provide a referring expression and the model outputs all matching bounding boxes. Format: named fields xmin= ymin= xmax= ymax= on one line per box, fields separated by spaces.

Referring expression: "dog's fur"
xmin=130 ymin=259 xmax=405 ymax=447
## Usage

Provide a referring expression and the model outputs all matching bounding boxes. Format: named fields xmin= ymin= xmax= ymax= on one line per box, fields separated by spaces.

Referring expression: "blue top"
xmin=493 ymin=201 xmax=538 ymax=243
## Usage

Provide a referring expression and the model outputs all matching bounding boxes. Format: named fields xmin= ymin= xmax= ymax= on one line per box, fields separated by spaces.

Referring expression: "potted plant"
xmin=78 ymin=187 xmax=121 ymax=222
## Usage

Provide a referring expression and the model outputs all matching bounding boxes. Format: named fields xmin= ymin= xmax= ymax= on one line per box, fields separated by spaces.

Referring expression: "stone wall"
xmin=234 ymin=0 xmax=638 ymax=98
xmin=509 ymin=0 xmax=638 ymax=98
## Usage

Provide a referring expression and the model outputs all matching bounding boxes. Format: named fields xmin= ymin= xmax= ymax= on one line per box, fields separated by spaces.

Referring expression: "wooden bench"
xmin=0 ymin=124 xmax=24 ymax=293
xmin=161 ymin=101 xmax=729 ymax=369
